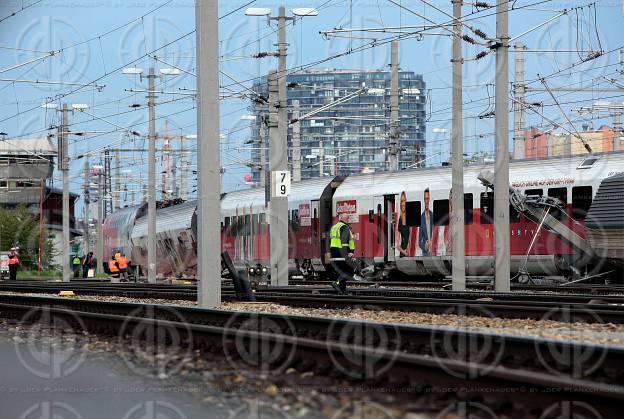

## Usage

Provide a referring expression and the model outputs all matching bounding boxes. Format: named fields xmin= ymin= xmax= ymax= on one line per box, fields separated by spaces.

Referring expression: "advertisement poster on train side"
xmin=336 ymin=200 xmax=358 ymax=223
xmin=299 ymin=203 xmax=311 ymax=227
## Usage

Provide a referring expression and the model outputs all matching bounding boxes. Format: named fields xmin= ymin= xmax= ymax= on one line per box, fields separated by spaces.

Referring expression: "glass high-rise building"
xmin=249 ymin=69 xmax=426 ymax=182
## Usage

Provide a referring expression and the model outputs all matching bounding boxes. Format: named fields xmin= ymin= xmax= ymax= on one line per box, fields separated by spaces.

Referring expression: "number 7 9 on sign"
xmin=271 ymin=170 xmax=291 ymax=197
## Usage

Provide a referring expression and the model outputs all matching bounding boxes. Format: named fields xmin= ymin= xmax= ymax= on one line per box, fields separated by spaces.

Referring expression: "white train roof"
xmin=221 ymin=177 xmax=334 ymax=214
xmin=131 ymin=201 xmax=196 ymax=239
xmin=333 ymin=152 xmax=624 ymax=201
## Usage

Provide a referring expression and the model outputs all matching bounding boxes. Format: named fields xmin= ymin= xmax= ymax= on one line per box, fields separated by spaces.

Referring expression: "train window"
xmin=480 ymin=192 xmax=494 ymax=224
xmin=224 ymin=217 xmax=230 ymax=231
xmin=369 ymin=209 xmax=374 ymax=223
xmin=245 ymin=215 xmax=251 ymax=236
xmin=433 ymin=199 xmax=450 ymax=226
xmin=525 ymin=189 xmax=543 ymax=197
xmin=572 ymin=186 xmax=592 ymax=220
xmin=464 ymin=193 xmax=473 ymax=225
xmin=258 ymin=213 xmax=266 ymax=235
xmin=252 ymin=214 xmax=259 ymax=234
xmin=292 ymin=209 xmax=300 ymax=231
xmin=548 ymin=187 xmax=568 ymax=220
xmin=405 ymin=201 xmax=421 ymax=227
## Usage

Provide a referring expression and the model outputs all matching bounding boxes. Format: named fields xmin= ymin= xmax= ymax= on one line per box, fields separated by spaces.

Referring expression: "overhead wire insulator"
xmin=474 ymin=1 xmax=491 ymax=8
xmin=473 ymin=28 xmax=488 ymax=40
xmin=475 ymin=51 xmax=488 ymax=60
xmin=462 ymin=35 xmax=476 ymax=44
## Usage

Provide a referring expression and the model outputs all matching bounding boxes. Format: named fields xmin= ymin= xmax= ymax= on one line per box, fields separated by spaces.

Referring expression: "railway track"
xmin=0 ymin=281 xmax=623 ymax=323
xmin=0 ymin=293 xmax=622 ymax=417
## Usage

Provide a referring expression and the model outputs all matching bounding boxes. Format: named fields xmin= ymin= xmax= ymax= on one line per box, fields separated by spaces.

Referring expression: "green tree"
xmin=0 ymin=205 xmax=56 ymax=270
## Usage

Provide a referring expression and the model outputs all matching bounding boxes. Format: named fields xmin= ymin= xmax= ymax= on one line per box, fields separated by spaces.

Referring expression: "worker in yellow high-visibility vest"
xmin=329 ymin=212 xmax=356 ymax=295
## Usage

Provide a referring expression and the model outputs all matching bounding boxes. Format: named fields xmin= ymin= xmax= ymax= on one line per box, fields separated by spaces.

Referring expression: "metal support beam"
xmin=292 ymin=100 xmax=301 ymax=182
xmin=180 ymin=136 xmax=188 ymax=201
xmin=260 ymin=116 xmax=267 ymax=188
xmin=268 ymin=70 xmax=289 ymax=286
xmin=451 ymin=0 xmax=465 ymax=291
xmin=147 ymin=67 xmax=157 ymax=283
xmin=83 ymin=160 xmax=90 ymax=256
xmin=614 ymin=111 xmax=622 ymax=151
xmin=96 ymin=172 xmax=103 ymax=275
xmin=513 ymin=42 xmax=526 ymax=159
xmin=389 ymin=40 xmax=400 ymax=172
xmin=196 ymin=0 xmax=221 ymax=307
xmin=114 ymin=149 xmax=121 ymax=210
xmin=494 ymin=0 xmax=511 ymax=292
xmin=61 ymin=104 xmax=70 ymax=283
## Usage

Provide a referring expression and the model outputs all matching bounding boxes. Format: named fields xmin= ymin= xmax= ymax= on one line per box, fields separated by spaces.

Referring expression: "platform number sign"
xmin=272 ymin=171 xmax=291 ymax=198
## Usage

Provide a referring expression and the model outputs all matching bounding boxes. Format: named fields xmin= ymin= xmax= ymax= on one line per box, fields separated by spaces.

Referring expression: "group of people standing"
xmin=109 ymin=251 xmax=130 ymax=282
xmin=72 ymin=252 xmax=94 ymax=278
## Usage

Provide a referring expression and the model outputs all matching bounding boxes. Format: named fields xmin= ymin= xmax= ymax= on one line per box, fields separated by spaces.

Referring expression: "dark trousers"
xmin=8 ymin=265 xmax=17 ymax=281
xmin=82 ymin=265 xmax=90 ymax=278
xmin=331 ymin=260 xmax=354 ymax=293
xmin=73 ymin=265 xmax=80 ymax=278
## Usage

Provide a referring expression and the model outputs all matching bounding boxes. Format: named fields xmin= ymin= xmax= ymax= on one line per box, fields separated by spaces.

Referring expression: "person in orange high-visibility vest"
xmin=108 ymin=256 xmax=119 ymax=278
xmin=7 ymin=251 xmax=19 ymax=281
xmin=117 ymin=253 xmax=129 ymax=282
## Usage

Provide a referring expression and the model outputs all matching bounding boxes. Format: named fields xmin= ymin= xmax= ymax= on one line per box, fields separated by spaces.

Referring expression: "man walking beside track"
xmin=329 ymin=212 xmax=356 ymax=295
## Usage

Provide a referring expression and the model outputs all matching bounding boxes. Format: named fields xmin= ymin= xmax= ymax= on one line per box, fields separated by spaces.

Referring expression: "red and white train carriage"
xmin=103 ymin=152 xmax=624 ymax=281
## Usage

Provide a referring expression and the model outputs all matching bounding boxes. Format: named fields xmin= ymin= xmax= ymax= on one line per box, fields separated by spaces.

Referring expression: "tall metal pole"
xmin=147 ymin=67 xmax=157 ymax=283
xmin=268 ymin=70 xmax=289 ymax=286
xmin=451 ymin=0 xmax=465 ymax=291
xmin=613 ymin=111 xmax=622 ymax=151
xmin=180 ymin=136 xmax=188 ymax=201
xmin=83 ymin=159 xmax=90 ymax=256
xmin=494 ymin=0 xmax=511 ymax=292
xmin=114 ymin=149 xmax=121 ymax=210
xmin=292 ymin=100 xmax=301 ymax=182
xmin=389 ymin=40 xmax=400 ymax=172
xmin=61 ymin=104 xmax=70 ymax=282
xmin=513 ymin=42 xmax=526 ymax=159
xmin=96 ymin=172 xmax=103 ymax=275
xmin=259 ymin=117 xmax=267 ymax=188
xmin=196 ymin=0 xmax=221 ymax=307
xmin=269 ymin=6 xmax=290 ymax=286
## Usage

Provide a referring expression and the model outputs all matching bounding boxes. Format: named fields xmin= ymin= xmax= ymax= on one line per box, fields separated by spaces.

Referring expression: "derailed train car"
xmin=103 ymin=152 xmax=624 ymax=281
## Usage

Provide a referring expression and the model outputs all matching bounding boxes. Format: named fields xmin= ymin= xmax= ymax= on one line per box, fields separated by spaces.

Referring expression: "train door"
xmin=385 ymin=195 xmax=396 ymax=263
xmin=373 ymin=196 xmax=384 ymax=263
xmin=311 ymin=200 xmax=320 ymax=247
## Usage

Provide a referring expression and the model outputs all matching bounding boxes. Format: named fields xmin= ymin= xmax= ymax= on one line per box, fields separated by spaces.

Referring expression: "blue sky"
xmin=0 ymin=0 xmax=622 ymax=213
